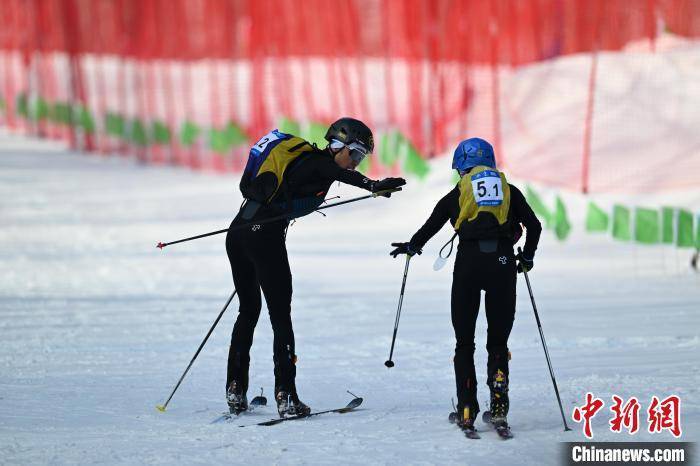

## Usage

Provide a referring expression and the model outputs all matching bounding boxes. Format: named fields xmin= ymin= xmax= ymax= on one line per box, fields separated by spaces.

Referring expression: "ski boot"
xmin=275 ymin=390 xmax=311 ymax=418
xmin=450 ymin=403 xmax=480 ymax=439
xmin=483 ymin=369 xmax=513 ymax=439
xmin=488 ymin=369 xmax=509 ymax=423
xmin=226 ymin=380 xmax=248 ymax=415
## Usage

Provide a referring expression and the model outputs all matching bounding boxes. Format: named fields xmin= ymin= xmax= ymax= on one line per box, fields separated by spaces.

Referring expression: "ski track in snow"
xmin=0 ymin=133 xmax=698 ymax=465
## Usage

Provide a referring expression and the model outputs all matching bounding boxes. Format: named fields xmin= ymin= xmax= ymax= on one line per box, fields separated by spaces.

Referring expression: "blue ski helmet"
xmin=452 ymin=137 xmax=496 ymax=171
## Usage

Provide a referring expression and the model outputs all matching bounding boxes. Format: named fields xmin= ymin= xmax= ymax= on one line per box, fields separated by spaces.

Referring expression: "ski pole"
xmin=385 ymin=254 xmax=412 ymax=368
xmin=518 ymin=247 xmax=571 ymax=431
xmin=156 ymin=290 xmax=237 ymax=412
xmin=157 ymin=188 xmax=401 ymax=249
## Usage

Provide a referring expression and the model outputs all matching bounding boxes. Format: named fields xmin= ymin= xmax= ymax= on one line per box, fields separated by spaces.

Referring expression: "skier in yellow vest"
xmin=227 ymin=118 xmax=405 ymax=417
xmin=389 ymin=137 xmax=541 ymax=436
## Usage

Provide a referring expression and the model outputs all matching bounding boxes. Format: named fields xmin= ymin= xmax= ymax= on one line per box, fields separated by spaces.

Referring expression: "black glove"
xmin=371 ymin=177 xmax=406 ymax=197
xmin=390 ymin=242 xmax=422 ymax=258
xmin=517 ymin=252 xmax=534 ymax=273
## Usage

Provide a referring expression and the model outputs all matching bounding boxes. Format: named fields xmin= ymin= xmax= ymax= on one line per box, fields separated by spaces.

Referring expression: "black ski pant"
xmin=452 ymin=239 xmax=517 ymax=411
xmin=225 ymin=216 xmax=296 ymax=396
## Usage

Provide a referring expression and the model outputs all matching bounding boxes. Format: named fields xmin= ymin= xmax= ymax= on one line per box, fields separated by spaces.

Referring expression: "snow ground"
xmin=0 ymin=132 xmax=698 ymax=465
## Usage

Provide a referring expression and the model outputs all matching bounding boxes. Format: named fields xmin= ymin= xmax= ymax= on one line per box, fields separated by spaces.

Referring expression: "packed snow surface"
xmin=0 ymin=132 xmax=698 ymax=465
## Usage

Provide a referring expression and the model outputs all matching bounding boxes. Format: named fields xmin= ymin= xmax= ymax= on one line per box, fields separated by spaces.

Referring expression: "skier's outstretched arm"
xmin=335 ymin=167 xmax=406 ymax=194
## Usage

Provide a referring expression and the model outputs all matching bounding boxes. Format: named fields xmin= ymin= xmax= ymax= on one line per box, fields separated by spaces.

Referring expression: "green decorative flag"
xmin=677 ymin=209 xmax=694 ymax=248
xmin=612 ymin=205 xmax=632 ymax=241
xmin=130 ymin=119 xmax=148 ymax=146
xmin=525 ymin=185 xmax=552 ymax=228
xmin=180 ymin=121 xmax=200 ymax=146
xmin=105 ymin=113 xmax=126 ymax=137
xmin=552 ymin=196 xmax=571 ymax=241
xmin=634 ymin=208 xmax=660 ymax=244
xmin=16 ymin=93 xmax=29 ymax=117
xmin=357 ymin=154 xmax=370 ymax=174
xmin=77 ymin=107 xmax=95 ymax=133
xmin=403 ymin=140 xmax=430 ymax=179
xmin=379 ymin=131 xmax=401 ymax=167
xmin=277 ymin=117 xmax=300 ymax=135
xmin=209 ymin=126 xmax=230 ymax=154
xmin=585 ymin=201 xmax=609 ymax=232
xmin=225 ymin=121 xmax=248 ymax=146
xmin=34 ymin=97 xmax=50 ymax=121
xmin=302 ymin=121 xmax=328 ymax=147
xmin=151 ymin=121 xmax=171 ymax=144
xmin=51 ymin=102 xmax=73 ymax=125
xmin=661 ymin=207 xmax=674 ymax=244
xmin=696 ymin=215 xmax=700 ymax=248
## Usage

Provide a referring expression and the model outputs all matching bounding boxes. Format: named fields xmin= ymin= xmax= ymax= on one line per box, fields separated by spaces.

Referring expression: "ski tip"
xmin=155 ymin=404 xmax=166 ymax=412
xmin=250 ymin=396 xmax=268 ymax=407
xmin=347 ymin=397 xmax=363 ymax=409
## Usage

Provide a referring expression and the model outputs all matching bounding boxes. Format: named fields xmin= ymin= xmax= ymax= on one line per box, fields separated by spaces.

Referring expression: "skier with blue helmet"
xmin=389 ymin=137 xmax=542 ymax=436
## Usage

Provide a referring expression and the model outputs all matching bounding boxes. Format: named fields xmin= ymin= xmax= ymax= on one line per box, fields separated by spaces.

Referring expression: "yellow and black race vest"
xmin=455 ymin=165 xmax=511 ymax=231
xmin=241 ymin=129 xmax=314 ymax=202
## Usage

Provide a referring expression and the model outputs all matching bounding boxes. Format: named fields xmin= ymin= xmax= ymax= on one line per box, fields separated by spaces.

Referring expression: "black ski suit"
xmin=408 ymin=183 xmax=541 ymax=411
xmin=225 ymin=147 xmax=374 ymax=396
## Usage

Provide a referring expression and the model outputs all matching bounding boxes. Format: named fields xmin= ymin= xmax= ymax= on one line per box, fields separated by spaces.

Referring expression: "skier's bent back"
xmin=226 ymin=117 xmax=406 ymax=417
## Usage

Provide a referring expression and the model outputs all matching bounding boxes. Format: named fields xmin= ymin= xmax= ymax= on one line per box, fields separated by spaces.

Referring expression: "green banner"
xmin=105 ymin=113 xmax=126 ymax=137
xmin=379 ymin=131 xmax=401 ymax=167
xmin=130 ymin=119 xmax=149 ymax=146
xmin=403 ymin=139 xmax=430 ymax=179
xmin=180 ymin=121 xmax=200 ymax=146
xmin=34 ymin=97 xmax=50 ymax=121
xmin=76 ymin=107 xmax=95 ymax=133
xmin=51 ymin=102 xmax=73 ymax=125
xmin=585 ymin=201 xmax=609 ymax=232
xmin=525 ymin=185 xmax=552 ymax=228
xmin=151 ymin=121 xmax=171 ymax=144
xmin=225 ymin=121 xmax=248 ymax=147
xmin=278 ymin=116 xmax=300 ymax=136
xmin=209 ymin=126 xmax=229 ymax=154
xmin=301 ymin=122 xmax=328 ymax=147
xmin=553 ymin=196 xmax=571 ymax=241
xmin=677 ymin=209 xmax=694 ymax=248
xmin=16 ymin=94 xmax=29 ymax=117
xmin=661 ymin=207 xmax=675 ymax=244
xmin=612 ymin=205 xmax=632 ymax=241
xmin=635 ymin=207 xmax=660 ymax=244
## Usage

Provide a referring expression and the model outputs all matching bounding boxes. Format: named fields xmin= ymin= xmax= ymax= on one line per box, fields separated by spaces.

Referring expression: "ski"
xmin=448 ymin=412 xmax=481 ymax=439
xmin=482 ymin=411 xmax=514 ymax=439
xmin=242 ymin=396 xmax=363 ymax=427
xmin=211 ymin=394 xmax=268 ymax=424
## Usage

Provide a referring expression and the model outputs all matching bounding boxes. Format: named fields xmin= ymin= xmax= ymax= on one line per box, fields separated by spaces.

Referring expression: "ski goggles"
xmin=346 ymin=141 xmax=370 ymax=163
xmin=330 ymin=139 xmax=370 ymax=163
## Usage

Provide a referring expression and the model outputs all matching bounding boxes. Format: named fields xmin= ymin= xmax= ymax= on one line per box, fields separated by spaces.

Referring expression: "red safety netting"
xmin=1 ymin=0 xmax=699 ymax=191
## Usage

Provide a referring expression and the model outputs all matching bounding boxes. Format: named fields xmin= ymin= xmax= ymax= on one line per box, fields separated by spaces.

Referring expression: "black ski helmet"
xmin=324 ymin=117 xmax=374 ymax=153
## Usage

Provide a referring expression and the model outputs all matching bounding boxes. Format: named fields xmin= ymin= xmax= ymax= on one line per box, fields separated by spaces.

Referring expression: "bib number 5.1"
xmin=471 ymin=170 xmax=503 ymax=206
